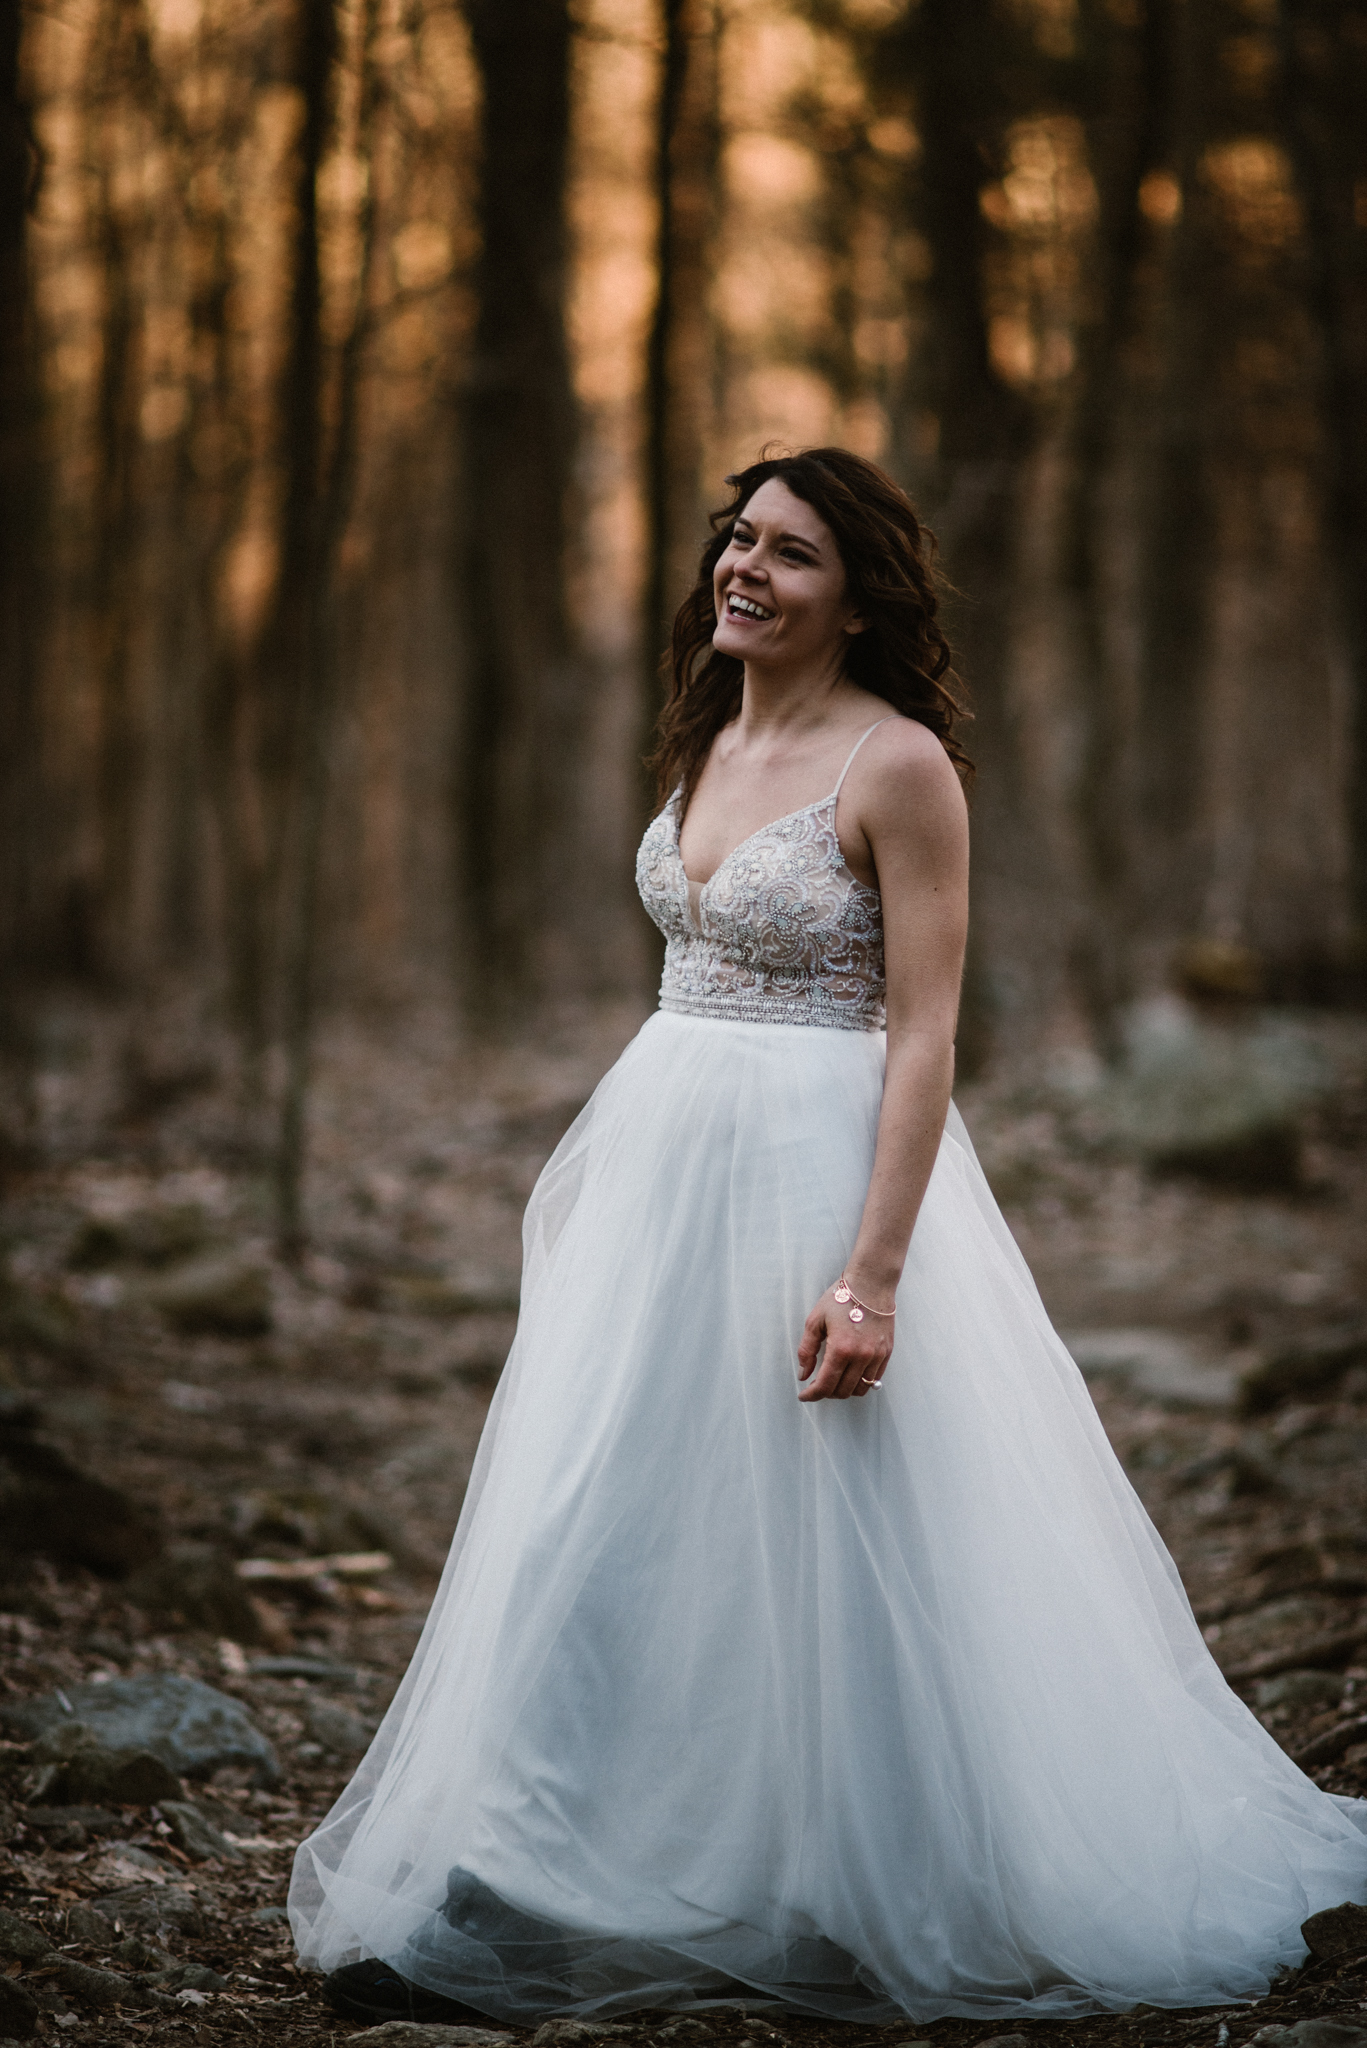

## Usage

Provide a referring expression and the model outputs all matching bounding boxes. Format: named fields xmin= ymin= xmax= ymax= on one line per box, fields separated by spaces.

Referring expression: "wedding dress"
xmin=290 ymin=723 xmax=1367 ymax=2022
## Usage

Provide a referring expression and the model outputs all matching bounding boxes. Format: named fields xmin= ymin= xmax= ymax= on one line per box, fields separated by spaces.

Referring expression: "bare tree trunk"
xmin=87 ymin=0 xmax=147 ymax=981
xmin=1130 ymin=0 xmax=1217 ymax=938
xmin=643 ymin=0 xmax=718 ymax=811
xmin=274 ymin=0 xmax=382 ymax=1258
xmin=460 ymin=0 xmax=578 ymax=1012
xmin=0 ymin=0 xmax=40 ymax=1174
xmin=883 ymin=0 xmax=1041 ymax=1073
xmin=1277 ymin=0 xmax=1367 ymax=935
xmin=0 ymin=0 xmax=36 ymax=977
xmin=1058 ymin=0 xmax=1168 ymax=1045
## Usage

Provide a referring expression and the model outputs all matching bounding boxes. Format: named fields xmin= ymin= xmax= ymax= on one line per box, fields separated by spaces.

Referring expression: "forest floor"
xmin=3 ymin=992 xmax=1367 ymax=2048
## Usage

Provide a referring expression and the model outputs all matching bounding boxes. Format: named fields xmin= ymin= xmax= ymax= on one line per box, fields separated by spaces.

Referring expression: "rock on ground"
xmin=0 ymin=1973 xmax=40 ymax=2037
xmin=1249 ymin=2025 xmax=1367 ymax=2048
xmin=304 ymin=1695 xmax=374 ymax=1756
xmin=349 ymin=2028 xmax=518 ymax=2047
xmin=531 ymin=2025 xmax=645 ymax=2045
xmin=1065 ymin=1328 xmax=1237 ymax=1408
xmin=42 ymin=1737 xmax=183 ymax=1807
xmin=0 ymin=1910 xmax=52 ymax=1963
xmin=94 ymin=1885 xmax=205 ymax=1940
xmin=0 ymin=1673 xmax=279 ymax=1782
xmin=53 ymin=1957 xmax=167 ymax=2010
xmin=159 ymin=1797 xmax=243 ymax=1861
xmin=1302 ymin=1902 xmax=1367 ymax=1960
xmin=1255 ymin=1671 xmax=1347 ymax=1713
xmin=0 ymin=1393 xmax=161 ymax=1576
xmin=124 ymin=1539 xmax=263 ymax=1641
xmin=146 ymin=1252 xmax=273 ymax=1336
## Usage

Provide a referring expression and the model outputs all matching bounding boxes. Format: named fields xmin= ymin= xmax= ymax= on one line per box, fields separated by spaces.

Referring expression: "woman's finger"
xmin=796 ymin=1308 xmax=827 ymax=1380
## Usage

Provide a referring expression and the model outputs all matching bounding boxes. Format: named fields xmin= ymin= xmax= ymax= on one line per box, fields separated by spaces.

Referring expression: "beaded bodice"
xmin=635 ymin=723 xmax=889 ymax=1032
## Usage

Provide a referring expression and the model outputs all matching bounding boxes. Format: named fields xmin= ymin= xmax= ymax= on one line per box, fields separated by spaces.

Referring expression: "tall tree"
xmin=871 ymin=0 xmax=1042 ymax=1070
xmin=0 ymin=0 xmax=35 ymax=974
xmin=1058 ymin=0 xmax=1168 ymax=1040
xmin=1127 ymin=0 xmax=1220 ymax=939
xmin=274 ymin=0 xmax=383 ymax=1255
xmin=1278 ymin=0 xmax=1367 ymax=936
xmin=643 ymin=0 xmax=719 ymax=808
xmin=461 ymin=0 xmax=579 ymax=1006
xmin=88 ymin=0 xmax=145 ymax=981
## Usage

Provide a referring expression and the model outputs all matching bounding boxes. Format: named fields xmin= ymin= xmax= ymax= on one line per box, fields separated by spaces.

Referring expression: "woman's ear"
xmin=844 ymin=612 xmax=869 ymax=637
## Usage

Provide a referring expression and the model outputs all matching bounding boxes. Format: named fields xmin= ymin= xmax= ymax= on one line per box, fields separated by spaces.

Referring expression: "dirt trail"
xmin=2 ymin=998 xmax=1367 ymax=2047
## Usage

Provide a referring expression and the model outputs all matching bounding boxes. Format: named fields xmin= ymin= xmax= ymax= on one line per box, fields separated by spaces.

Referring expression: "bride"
xmin=291 ymin=448 xmax=1367 ymax=2030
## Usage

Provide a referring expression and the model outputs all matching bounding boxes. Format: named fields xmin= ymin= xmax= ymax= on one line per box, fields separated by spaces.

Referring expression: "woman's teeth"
xmin=728 ymin=595 xmax=773 ymax=620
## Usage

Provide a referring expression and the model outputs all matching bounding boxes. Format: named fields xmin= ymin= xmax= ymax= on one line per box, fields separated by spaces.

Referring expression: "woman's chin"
xmin=713 ymin=622 xmax=764 ymax=660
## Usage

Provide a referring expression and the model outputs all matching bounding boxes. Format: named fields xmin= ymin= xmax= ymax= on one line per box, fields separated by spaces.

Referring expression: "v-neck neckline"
xmin=673 ymin=791 xmax=831 ymax=894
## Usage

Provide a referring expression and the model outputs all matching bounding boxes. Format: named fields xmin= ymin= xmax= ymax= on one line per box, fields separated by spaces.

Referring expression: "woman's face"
xmin=711 ymin=478 xmax=864 ymax=673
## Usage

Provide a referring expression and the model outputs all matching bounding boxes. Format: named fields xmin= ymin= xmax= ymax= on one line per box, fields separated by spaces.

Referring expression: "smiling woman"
xmin=650 ymin=447 xmax=972 ymax=819
xmin=291 ymin=447 xmax=1367 ymax=2033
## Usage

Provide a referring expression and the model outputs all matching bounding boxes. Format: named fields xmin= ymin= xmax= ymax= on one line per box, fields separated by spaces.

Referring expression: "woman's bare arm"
xmin=797 ymin=722 xmax=969 ymax=1401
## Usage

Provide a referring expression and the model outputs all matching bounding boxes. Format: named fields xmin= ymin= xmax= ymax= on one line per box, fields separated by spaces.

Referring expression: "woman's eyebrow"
xmin=733 ymin=519 xmax=822 ymax=556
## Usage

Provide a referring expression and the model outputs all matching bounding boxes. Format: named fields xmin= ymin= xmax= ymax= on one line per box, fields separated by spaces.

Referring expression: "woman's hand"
xmin=797 ymin=1282 xmax=895 ymax=1401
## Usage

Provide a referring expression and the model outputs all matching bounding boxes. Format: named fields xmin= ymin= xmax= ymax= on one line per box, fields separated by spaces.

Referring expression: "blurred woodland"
xmin=2 ymin=0 xmax=1367 ymax=1225
xmin=11 ymin=11 xmax=1367 ymax=2024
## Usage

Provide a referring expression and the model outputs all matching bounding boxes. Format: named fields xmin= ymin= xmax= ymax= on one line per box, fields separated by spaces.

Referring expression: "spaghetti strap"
xmin=831 ymin=716 xmax=894 ymax=800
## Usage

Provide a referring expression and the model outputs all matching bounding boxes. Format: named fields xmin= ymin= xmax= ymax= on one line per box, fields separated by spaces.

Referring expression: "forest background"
xmin=2 ymin=0 xmax=1367 ymax=1240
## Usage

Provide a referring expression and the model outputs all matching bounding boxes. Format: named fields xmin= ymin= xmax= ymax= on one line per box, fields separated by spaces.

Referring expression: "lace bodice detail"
xmin=635 ymin=725 xmax=889 ymax=1031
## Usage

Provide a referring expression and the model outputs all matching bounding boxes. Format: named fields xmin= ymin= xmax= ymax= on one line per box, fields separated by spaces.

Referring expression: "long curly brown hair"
xmin=648 ymin=447 xmax=972 ymax=810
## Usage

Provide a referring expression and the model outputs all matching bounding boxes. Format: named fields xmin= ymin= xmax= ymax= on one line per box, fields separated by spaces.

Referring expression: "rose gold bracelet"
xmin=833 ymin=1273 xmax=897 ymax=1324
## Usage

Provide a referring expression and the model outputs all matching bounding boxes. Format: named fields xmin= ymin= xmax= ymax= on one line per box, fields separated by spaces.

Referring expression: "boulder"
xmin=1205 ymin=1594 xmax=1346 ymax=1671
xmin=125 ymin=1541 xmax=263 ymax=1643
xmin=249 ymin=1654 xmax=358 ymax=1683
xmin=1065 ymin=1328 xmax=1237 ymax=1409
xmin=25 ymin=1803 xmax=122 ymax=1837
xmin=44 ymin=1745 xmax=183 ymax=1808
xmin=1292 ymin=1715 xmax=1367 ymax=1769
xmin=1 ymin=1674 xmax=279 ymax=1785
xmin=1301 ymin=1901 xmax=1367 ymax=1959
xmin=1249 ymin=2026 xmax=1367 ymax=2048
xmin=531 ymin=2027 xmax=642 ymax=2046
xmin=1255 ymin=1670 xmax=1347 ymax=1713
xmin=1239 ymin=1326 xmax=1367 ymax=1416
xmin=351 ymin=2029 xmax=518 ymax=2048
xmin=0 ymin=1974 xmax=39 ymax=2038
xmin=147 ymin=1253 xmax=272 ymax=1337
xmin=229 ymin=1487 xmax=390 ymax=1560
xmin=303 ymin=1697 xmax=372 ymax=1757
xmin=375 ymin=1275 xmax=519 ymax=1319
xmin=20 ymin=1808 xmax=88 ymax=1850
xmin=30 ymin=1716 xmax=101 ymax=1764
xmin=54 ymin=1958 xmax=164 ymax=2011
xmin=111 ymin=1934 xmax=174 ymax=1970
xmin=68 ymin=1201 xmax=210 ymax=1270
xmin=0 ymin=1907 xmax=52 ymax=1963
xmin=0 ymin=1277 xmax=87 ymax=1363
xmin=145 ymin=1960 xmax=229 ymax=1993
xmin=159 ymin=1800 xmax=241 ymax=1862
xmin=0 ymin=1397 xmax=160 ymax=1577
xmin=1084 ymin=998 xmax=1328 ymax=1190
xmin=65 ymin=1902 xmax=118 ymax=1949
xmin=96 ymin=1884 xmax=204 ymax=1939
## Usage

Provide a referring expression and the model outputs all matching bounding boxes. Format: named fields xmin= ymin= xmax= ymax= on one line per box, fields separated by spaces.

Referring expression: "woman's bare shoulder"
xmin=860 ymin=716 xmax=968 ymax=836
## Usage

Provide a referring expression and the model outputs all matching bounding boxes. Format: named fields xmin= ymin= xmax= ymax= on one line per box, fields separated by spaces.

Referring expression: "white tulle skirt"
xmin=289 ymin=1011 xmax=1367 ymax=2022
